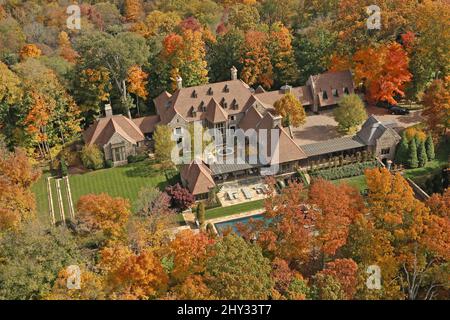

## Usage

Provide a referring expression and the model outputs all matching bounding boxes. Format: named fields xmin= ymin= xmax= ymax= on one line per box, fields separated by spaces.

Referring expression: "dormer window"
xmin=199 ymin=101 xmax=206 ymax=112
xmin=223 ymin=85 xmax=229 ymax=93
xmin=191 ymin=90 xmax=198 ymax=98
xmin=322 ymin=91 xmax=328 ymax=100
xmin=231 ymin=98 xmax=238 ymax=109
xmin=165 ymin=100 xmax=171 ymax=108
xmin=223 ymin=102 xmax=228 ymax=109
xmin=190 ymin=106 xmax=197 ymax=117
xmin=332 ymin=89 xmax=339 ymax=97
xmin=344 ymin=87 xmax=350 ymax=95
xmin=207 ymin=87 xmax=213 ymax=95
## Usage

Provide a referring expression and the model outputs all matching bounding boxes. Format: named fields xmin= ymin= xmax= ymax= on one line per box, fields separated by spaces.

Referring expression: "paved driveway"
xmin=292 ymin=107 xmax=423 ymax=146
xmin=365 ymin=106 xmax=423 ymax=131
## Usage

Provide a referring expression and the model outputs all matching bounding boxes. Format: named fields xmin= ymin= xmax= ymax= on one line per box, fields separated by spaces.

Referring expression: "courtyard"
xmin=291 ymin=107 xmax=423 ymax=146
xmin=216 ymin=177 xmax=272 ymax=207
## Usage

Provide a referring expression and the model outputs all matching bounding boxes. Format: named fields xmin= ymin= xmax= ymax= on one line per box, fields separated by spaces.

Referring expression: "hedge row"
xmin=309 ymin=160 xmax=381 ymax=180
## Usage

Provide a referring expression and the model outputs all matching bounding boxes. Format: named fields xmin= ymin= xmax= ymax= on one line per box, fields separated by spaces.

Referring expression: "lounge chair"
xmin=242 ymin=188 xmax=253 ymax=200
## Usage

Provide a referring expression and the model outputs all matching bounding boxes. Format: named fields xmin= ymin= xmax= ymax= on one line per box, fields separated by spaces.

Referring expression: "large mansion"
xmin=83 ymin=68 xmax=401 ymax=199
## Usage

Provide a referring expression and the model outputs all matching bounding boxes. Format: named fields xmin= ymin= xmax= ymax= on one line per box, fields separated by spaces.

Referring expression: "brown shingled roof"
xmin=181 ymin=159 xmax=216 ymax=195
xmin=239 ymin=105 xmax=263 ymax=131
xmin=310 ymin=70 xmax=354 ymax=107
xmin=269 ymin=125 xmax=308 ymax=164
xmin=83 ymin=115 xmax=145 ymax=146
xmin=154 ymin=79 xmax=254 ymax=124
xmin=205 ymin=98 xmax=228 ymax=123
xmin=255 ymin=85 xmax=313 ymax=107
xmin=132 ymin=115 xmax=160 ymax=134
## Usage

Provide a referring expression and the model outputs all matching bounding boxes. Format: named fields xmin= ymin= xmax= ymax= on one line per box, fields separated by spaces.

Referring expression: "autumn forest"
xmin=0 ymin=0 xmax=449 ymax=301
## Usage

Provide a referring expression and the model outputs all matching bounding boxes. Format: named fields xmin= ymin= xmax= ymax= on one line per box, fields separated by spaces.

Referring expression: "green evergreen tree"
xmin=425 ymin=134 xmax=435 ymax=160
xmin=196 ymin=202 xmax=206 ymax=227
xmin=408 ymin=138 xmax=419 ymax=168
xmin=395 ymin=132 xmax=409 ymax=165
xmin=418 ymin=140 xmax=428 ymax=167
xmin=59 ymin=157 xmax=68 ymax=177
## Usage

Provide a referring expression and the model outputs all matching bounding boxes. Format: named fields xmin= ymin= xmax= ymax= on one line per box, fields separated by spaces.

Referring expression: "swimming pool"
xmin=214 ymin=214 xmax=266 ymax=235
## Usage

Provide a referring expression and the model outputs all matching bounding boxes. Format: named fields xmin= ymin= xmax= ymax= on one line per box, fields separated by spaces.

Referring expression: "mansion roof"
xmin=83 ymin=115 xmax=146 ymax=146
xmin=155 ymin=79 xmax=255 ymax=124
xmin=154 ymin=70 xmax=355 ymax=125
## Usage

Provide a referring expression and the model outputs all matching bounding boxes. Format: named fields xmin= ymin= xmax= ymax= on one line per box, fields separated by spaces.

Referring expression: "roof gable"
xmin=156 ymin=80 xmax=254 ymax=124
xmin=181 ymin=160 xmax=216 ymax=195
xmin=83 ymin=115 xmax=145 ymax=146
xmin=205 ymin=98 xmax=228 ymax=123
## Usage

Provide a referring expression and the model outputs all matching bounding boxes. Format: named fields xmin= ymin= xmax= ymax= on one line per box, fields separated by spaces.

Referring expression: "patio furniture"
xmin=242 ymin=188 xmax=253 ymax=200
xmin=226 ymin=191 xmax=234 ymax=201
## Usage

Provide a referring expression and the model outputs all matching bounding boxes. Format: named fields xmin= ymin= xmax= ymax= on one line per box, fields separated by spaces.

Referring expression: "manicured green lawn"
xmin=332 ymin=175 xmax=368 ymax=191
xmin=404 ymin=141 xmax=449 ymax=185
xmin=32 ymin=160 xmax=178 ymax=223
xmin=32 ymin=171 xmax=51 ymax=224
xmin=205 ymin=199 xmax=265 ymax=220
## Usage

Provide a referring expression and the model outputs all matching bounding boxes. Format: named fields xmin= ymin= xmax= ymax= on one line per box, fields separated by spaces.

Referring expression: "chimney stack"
xmin=280 ymin=84 xmax=292 ymax=94
xmin=272 ymin=114 xmax=283 ymax=128
xmin=231 ymin=66 xmax=238 ymax=80
xmin=104 ymin=104 xmax=113 ymax=117
xmin=176 ymin=75 xmax=183 ymax=89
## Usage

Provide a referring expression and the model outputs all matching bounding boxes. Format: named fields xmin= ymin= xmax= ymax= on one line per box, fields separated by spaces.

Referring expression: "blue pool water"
xmin=214 ymin=214 xmax=266 ymax=235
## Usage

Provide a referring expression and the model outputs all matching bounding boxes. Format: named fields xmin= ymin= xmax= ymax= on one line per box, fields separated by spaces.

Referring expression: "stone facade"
xmin=103 ymin=132 xmax=138 ymax=166
xmin=372 ymin=129 xmax=401 ymax=161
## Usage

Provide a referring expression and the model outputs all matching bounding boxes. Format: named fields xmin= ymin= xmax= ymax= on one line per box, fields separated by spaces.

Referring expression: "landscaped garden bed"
xmin=309 ymin=160 xmax=381 ymax=181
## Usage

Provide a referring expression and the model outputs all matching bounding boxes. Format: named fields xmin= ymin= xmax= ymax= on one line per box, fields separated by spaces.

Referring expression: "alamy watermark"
xmin=367 ymin=5 xmax=381 ymax=30
xmin=66 ymin=5 xmax=81 ymax=30
xmin=366 ymin=265 xmax=382 ymax=290
xmin=66 ymin=265 xmax=81 ymax=290
xmin=170 ymin=126 xmax=281 ymax=175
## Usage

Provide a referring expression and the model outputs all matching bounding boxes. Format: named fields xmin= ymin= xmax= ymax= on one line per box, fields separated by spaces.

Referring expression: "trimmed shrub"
xmin=197 ymin=202 xmax=206 ymax=226
xmin=395 ymin=132 xmax=409 ymax=165
xmin=104 ymin=159 xmax=113 ymax=168
xmin=418 ymin=140 xmax=428 ymax=167
xmin=408 ymin=138 xmax=419 ymax=168
xmin=425 ymin=134 xmax=435 ymax=160
xmin=127 ymin=153 xmax=148 ymax=163
xmin=59 ymin=157 xmax=68 ymax=177
xmin=80 ymin=145 xmax=104 ymax=170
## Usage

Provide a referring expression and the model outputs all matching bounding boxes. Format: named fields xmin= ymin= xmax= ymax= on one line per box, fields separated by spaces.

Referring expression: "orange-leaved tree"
xmin=76 ymin=193 xmax=131 ymax=239
xmin=422 ymin=77 xmax=450 ymax=137
xmin=100 ymin=244 xmax=168 ymax=299
xmin=353 ymin=42 xmax=412 ymax=104
xmin=240 ymin=30 xmax=273 ymax=89
xmin=0 ymin=147 xmax=40 ymax=231
xmin=19 ymin=44 xmax=41 ymax=61
xmin=308 ymin=179 xmax=364 ymax=258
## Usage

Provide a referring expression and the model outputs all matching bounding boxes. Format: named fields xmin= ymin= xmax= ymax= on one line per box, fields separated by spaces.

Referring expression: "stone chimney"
xmin=104 ymin=103 xmax=113 ymax=117
xmin=176 ymin=75 xmax=183 ymax=89
xmin=272 ymin=114 xmax=283 ymax=128
xmin=230 ymin=66 xmax=238 ymax=80
xmin=280 ymin=84 xmax=292 ymax=94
